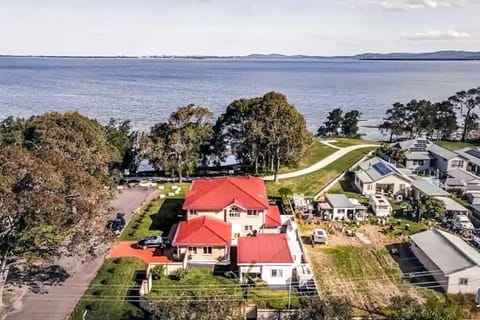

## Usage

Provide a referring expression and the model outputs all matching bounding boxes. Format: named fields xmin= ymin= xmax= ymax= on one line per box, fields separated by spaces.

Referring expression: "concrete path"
xmin=319 ymin=140 xmax=342 ymax=150
xmin=6 ymin=187 xmax=158 ymax=320
xmin=262 ymin=144 xmax=379 ymax=181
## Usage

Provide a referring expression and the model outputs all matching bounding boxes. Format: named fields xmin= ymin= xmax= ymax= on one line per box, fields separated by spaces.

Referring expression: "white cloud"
xmin=380 ymin=0 xmax=477 ymax=10
xmin=402 ymin=30 xmax=470 ymax=40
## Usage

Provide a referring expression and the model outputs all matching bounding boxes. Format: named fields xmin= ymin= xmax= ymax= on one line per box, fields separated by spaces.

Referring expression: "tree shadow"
xmin=148 ymin=198 xmax=184 ymax=233
xmin=8 ymin=264 xmax=70 ymax=293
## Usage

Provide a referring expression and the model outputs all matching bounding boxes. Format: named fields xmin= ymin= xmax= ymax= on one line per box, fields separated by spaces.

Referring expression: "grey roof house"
xmin=456 ymin=147 xmax=480 ymax=176
xmin=409 ymin=229 xmax=480 ymax=294
xmin=319 ymin=194 xmax=366 ymax=221
xmin=391 ymin=139 xmax=467 ymax=175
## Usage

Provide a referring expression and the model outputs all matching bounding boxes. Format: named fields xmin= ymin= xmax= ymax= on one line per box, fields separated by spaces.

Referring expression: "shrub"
xmin=91 ymin=290 xmax=103 ymax=296
xmin=85 ymin=302 xmax=99 ymax=311
xmin=151 ymin=265 xmax=166 ymax=280
xmin=100 ymin=278 xmax=112 ymax=285
xmin=107 ymin=268 xmax=116 ymax=274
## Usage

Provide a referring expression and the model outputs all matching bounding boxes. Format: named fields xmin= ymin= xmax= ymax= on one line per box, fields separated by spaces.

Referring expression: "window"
xmin=190 ymin=210 xmax=198 ymax=216
xmin=203 ymin=247 xmax=212 ymax=255
xmin=400 ymin=184 xmax=405 ymax=190
xmin=452 ymin=160 xmax=464 ymax=168
xmin=367 ymin=184 xmax=372 ymax=190
xmin=244 ymin=225 xmax=253 ymax=231
xmin=459 ymin=278 xmax=468 ymax=285
xmin=229 ymin=207 xmax=240 ymax=218
xmin=271 ymin=269 xmax=283 ymax=278
xmin=413 ymin=160 xmax=424 ymax=166
xmin=337 ymin=209 xmax=345 ymax=214
xmin=247 ymin=210 xmax=258 ymax=217
xmin=188 ymin=247 xmax=197 ymax=254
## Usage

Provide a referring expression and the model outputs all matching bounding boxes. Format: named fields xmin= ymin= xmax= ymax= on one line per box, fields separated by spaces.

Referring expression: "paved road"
xmin=262 ymin=144 xmax=379 ymax=181
xmin=6 ymin=187 xmax=158 ymax=320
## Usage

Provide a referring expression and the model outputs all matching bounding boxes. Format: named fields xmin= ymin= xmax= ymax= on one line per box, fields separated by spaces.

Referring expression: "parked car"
xmin=136 ymin=236 xmax=171 ymax=249
xmin=312 ymin=229 xmax=328 ymax=244
xmin=453 ymin=215 xmax=474 ymax=231
xmin=472 ymin=236 xmax=480 ymax=248
xmin=107 ymin=212 xmax=126 ymax=236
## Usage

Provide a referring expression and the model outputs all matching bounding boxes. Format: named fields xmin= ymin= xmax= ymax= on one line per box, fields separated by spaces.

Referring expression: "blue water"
xmin=1 ymin=57 xmax=479 ymax=140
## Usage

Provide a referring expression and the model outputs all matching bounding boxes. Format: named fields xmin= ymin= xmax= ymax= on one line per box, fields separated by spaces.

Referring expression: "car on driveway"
xmin=136 ymin=236 xmax=171 ymax=249
xmin=453 ymin=214 xmax=474 ymax=231
xmin=107 ymin=212 xmax=126 ymax=236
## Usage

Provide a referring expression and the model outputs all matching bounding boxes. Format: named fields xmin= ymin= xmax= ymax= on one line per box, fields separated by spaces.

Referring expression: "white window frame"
xmin=244 ymin=225 xmax=253 ymax=231
xmin=188 ymin=247 xmax=197 ymax=254
xmin=229 ymin=207 xmax=240 ymax=218
xmin=203 ymin=246 xmax=212 ymax=255
xmin=271 ymin=269 xmax=283 ymax=278
xmin=190 ymin=209 xmax=198 ymax=216
xmin=459 ymin=277 xmax=468 ymax=285
xmin=247 ymin=210 xmax=258 ymax=217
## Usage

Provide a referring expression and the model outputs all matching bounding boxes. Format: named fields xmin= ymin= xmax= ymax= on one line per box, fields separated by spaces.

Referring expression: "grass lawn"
xmin=266 ymin=147 xmax=375 ymax=196
xmin=120 ymin=183 xmax=189 ymax=241
xmin=325 ymin=137 xmax=377 ymax=148
xmin=279 ymin=140 xmax=336 ymax=173
xmin=436 ymin=140 xmax=479 ymax=151
xmin=248 ymin=288 xmax=300 ymax=309
xmin=70 ymin=258 xmax=147 ymax=320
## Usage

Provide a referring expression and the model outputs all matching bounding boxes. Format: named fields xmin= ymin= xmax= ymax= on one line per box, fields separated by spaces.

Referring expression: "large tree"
xmin=385 ymin=295 xmax=462 ymax=320
xmin=449 ymin=87 xmax=480 ymax=142
xmin=341 ymin=110 xmax=361 ymax=137
xmin=432 ymin=101 xmax=458 ymax=141
xmin=105 ymin=118 xmax=140 ymax=173
xmin=379 ymin=102 xmax=408 ymax=142
xmin=214 ymin=92 xmax=312 ymax=180
xmin=142 ymin=105 xmax=213 ymax=181
xmin=318 ymin=108 xmax=343 ymax=137
xmin=416 ymin=195 xmax=447 ymax=221
xmin=287 ymin=296 xmax=353 ymax=320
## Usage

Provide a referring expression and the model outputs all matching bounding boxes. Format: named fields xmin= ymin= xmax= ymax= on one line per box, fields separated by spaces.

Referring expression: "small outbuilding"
xmin=369 ymin=194 xmax=392 ymax=217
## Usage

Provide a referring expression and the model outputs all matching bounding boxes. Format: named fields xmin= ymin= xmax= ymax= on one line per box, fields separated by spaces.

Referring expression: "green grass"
xmin=248 ymin=289 xmax=300 ymax=309
xmin=436 ymin=140 xmax=479 ymax=151
xmin=120 ymin=183 xmax=188 ymax=241
xmin=326 ymin=137 xmax=377 ymax=148
xmin=70 ymin=258 xmax=147 ymax=320
xmin=267 ymin=147 xmax=375 ymax=196
xmin=279 ymin=140 xmax=336 ymax=173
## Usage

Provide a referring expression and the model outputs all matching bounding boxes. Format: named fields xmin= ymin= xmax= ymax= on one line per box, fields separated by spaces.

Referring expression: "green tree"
xmin=433 ymin=101 xmax=458 ymax=141
xmin=385 ymin=295 xmax=462 ymax=320
xmin=416 ymin=195 xmax=447 ymax=221
xmin=105 ymin=118 xmax=139 ymax=172
xmin=341 ymin=110 xmax=361 ymax=137
xmin=379 ymin=102 xmax=408 ymax=142
xmin=323 ymin=108 xmax=343 ymax=136
xmin=23 ymin=111 xmax=120 ymax=184
xmin=0 ymin=116 xmax=25 ymax=147
xmin=214 ymin=92 xmax=312 ymax=179
xmin=449 ymin=87 xmax=480 ymax=142
xmin=142 ymin=105 xmax=213 ymax=181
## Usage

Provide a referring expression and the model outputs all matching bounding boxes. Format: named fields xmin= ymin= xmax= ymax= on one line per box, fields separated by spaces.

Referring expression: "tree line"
xmin=316 ymin=108 xmax=361 ymax=138
xmin=379 ymin=87 xmax=480 ymax=142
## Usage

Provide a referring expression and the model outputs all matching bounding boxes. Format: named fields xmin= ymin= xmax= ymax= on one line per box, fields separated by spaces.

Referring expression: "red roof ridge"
xmin=201 ymin=216 xmax=231 ymax=244
xmin=225 ymin=177 xmax=269 ymax=209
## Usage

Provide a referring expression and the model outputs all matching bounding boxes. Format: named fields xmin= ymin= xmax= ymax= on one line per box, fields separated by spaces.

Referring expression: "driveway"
xmin=6 ymin=187 xmax=158 ymax=320
xmin=262 ymin=144 xmax=379 ymax=181
xmin=107 ymin=241 xmax=170 ymax=264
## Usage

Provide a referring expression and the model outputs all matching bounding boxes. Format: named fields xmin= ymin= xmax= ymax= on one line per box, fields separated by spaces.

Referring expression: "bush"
xmin=107 ymin=268 xmax=116 ymax=274
xmin=100 ymin=278 xmax=112 ymax=285
xmin=85 ymin=302 xmax=99 ymax=311
xmin=91 ymin=290 xmax=103 ymax=296
xmin=112 ymin=258 xmax=121 ymax=264
xmin=151 ymin=265 xmax=166 ymax=280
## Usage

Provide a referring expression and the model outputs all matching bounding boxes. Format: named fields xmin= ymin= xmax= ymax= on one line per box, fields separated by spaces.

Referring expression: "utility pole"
xmin=287 ymin=277 xmax=292 ymax=310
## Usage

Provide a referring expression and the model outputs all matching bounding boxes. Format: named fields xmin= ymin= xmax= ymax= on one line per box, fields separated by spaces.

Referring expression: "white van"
xmin=453 ymin=215 xmax=474 ymax=231
xmin=312 ymin=229 xmax=328 ymax=244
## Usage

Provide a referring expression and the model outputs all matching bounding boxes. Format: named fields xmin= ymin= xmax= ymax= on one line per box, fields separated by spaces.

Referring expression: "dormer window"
xmin=229 ymin=207 xmax=240 ymax=218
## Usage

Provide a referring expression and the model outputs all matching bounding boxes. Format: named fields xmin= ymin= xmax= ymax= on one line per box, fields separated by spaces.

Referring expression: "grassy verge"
xmin=248 ymin=288 xmax=300 ymax=309
xmin=120 ymin=183 xmax=188 ymax=241
xmin=436 ymin=141 xmax=479 ymax=151
xmin=325 ymin=137 xmax=377 ymax=148
xmin=267 ymin=147 xmax=375 ymax=196
xmin=279 ymin=140 xmax=336 ymax=173
xmin=70 ymin=258 xmax=147 ymax=320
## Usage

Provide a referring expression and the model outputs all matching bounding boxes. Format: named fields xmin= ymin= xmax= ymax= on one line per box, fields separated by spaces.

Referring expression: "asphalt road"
xmin=6 ymin=187 xmax=158 ymax=320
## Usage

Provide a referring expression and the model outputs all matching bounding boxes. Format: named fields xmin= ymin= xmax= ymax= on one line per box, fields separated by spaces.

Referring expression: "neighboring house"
xmin=434 ymin=197 xmax=470 ymax=218
xmin=182 ymin=176 xmax=274 ymax=242
xmin=319 ymin=193 xmax=367 ymax=220
xmin=170 ymin=216 xmax=231 ymax=265
xmin=369 ymin=194 xmax=392 ymax=217
xmin=409 ymin=229 xmax=480 ymax=294
xmin=410 ymin=177 xmax=449 ymax=199
xmin=443 ymin=168 xmax=480 ymax=195
xmin=354 ymin=157 xmax=412 ymax=198
xmin=456 ymin=147 xmax=480 ymax=176
xmin=237 ymin=234 xmax=295 ymax=286
xmin=391 ymin=139 xmax=467 ymax=175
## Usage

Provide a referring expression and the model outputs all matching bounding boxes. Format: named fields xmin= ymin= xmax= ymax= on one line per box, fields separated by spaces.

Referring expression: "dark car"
xmin=136 ymin=236 xmax=171 ymax=249
xmin=107 ymin=212 xmax=126 ymax=236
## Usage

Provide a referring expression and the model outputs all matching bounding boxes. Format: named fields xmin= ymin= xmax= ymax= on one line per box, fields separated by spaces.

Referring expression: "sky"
xmin=0 ymin=0 xmax=479 ymax=56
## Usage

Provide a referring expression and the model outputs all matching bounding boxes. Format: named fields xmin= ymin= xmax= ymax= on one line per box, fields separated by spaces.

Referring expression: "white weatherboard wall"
xmin=447 ymin=266 xmax=480 ymax=294
xmin=261 ymin=265 xmax=294 ymax=286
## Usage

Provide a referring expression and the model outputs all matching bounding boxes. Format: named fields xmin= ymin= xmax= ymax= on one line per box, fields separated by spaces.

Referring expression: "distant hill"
xmin=354 ymin=50 xmax=480 ymax=60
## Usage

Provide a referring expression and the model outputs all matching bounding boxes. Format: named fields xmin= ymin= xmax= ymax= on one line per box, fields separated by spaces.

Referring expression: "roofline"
xmin=237 ymin=262 xmax=294 ymax=265
xmin=173 ymin=242 xmax=230 ymax=246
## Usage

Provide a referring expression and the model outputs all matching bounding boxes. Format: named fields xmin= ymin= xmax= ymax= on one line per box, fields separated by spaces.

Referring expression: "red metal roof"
xmin=265 ymin=205 xmax=282 ymax=228
xmin=183 ymin=176 xmax=269 ymax=210
xmin=237 ymin=234 xmax=293 ymax=264
xmin=172 ymin=216 xmax=231 ymax=246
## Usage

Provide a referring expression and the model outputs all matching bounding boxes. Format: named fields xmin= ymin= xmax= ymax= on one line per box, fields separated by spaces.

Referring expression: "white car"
xmin=312 ymin=229 xmax=328 ymax=244
xmin=453 ymin=215 xmax=474 ymax=231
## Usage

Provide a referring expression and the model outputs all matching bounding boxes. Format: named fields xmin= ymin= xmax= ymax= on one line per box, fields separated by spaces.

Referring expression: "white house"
xmin=369 ymin=194 xmax=392 ymax=217
xmin=409 ymin=229 xmax=480 ymax=294
xmin=354 ymin=157 xmax=412 ymax=199
xmin=319 ymin=193 xmax=367 ymax=220
xmin=237 ymin=234 xmax=295 ymax=287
